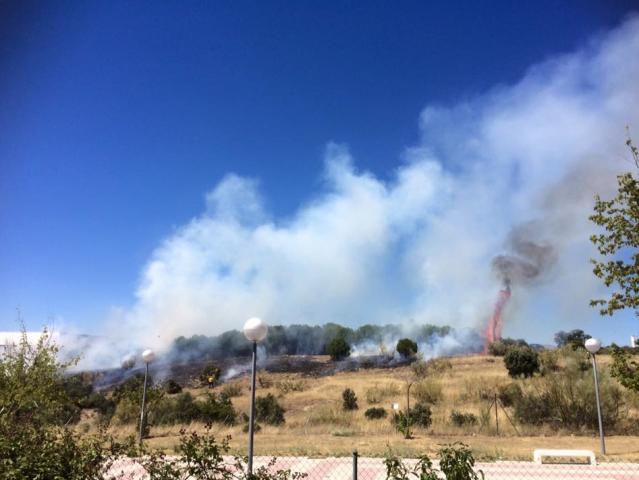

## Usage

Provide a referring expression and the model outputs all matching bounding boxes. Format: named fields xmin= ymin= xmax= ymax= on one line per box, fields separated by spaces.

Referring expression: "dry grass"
xmin=100 ymin=354 xmax=639 ymax=461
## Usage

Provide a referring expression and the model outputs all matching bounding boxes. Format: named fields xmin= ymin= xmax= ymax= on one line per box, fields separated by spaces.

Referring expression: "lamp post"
xmin=138 ymin=349 xmax=155 ymax=445
xmin=585 ymin=338 xmax=606 ymax=455
xmin=243 ymin=317 xmax=268 ymax=477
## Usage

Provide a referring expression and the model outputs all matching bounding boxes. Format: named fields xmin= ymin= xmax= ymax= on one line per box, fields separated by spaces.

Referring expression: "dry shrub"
xmin=365 ymin=383 xmax=401 ymax=404
xmin=275 ymin=376 xmax=308 ymax=395
xmin=257 ymin=371 xmax=274 ymax=388
xmin=411 ymin=357 xmax=453 ymax=378
xmin=221 ymin=381 xmax=244 ymax=398
xmin=306 ymin=404 xmax=352 ymax=427
xmin=412 ymin=379 xmax=443 ymax=404
xmin=460 ymin=376 xmax=501 ymax=401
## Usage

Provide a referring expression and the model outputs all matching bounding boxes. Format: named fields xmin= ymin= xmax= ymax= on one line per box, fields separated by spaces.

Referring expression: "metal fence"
xmin=107 ymin=452 xmax=639 ymax=479
xmin=268 ymin=453 xmax=639 ymax=480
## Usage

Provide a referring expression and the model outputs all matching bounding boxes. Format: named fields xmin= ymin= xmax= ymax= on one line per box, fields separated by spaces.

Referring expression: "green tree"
xmin=396 ymin=338 xmax=418 ymax=359
xmin=503 ymin=346 xmax=540 ymax=378
xmin=554 ymin=329 xmax=591 ymax=350
xmin=326 ymin=336 xmax=351 ymax=361
xmin=0 ymin=329 xmax=132 ymax=479
xmin=590 ymin=137 xmax=639 ymax=391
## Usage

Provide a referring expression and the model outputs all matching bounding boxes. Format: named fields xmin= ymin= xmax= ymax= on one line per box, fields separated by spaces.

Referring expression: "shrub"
xmin=140 ymin=425 xmax=305 ymax=480
xmin=199 ymin=393 xmax=237 ymax=425
xmin=411 ymin=357 xmax=453 ymax=377
xmin=392 ymin=402 xmax=432 ymax=432
xmin=384 ymin=443 xmax=482 ymax=480
xmin=504 ymin=346 xmax=540 ymax=378
xmin=366 ymin=383 xmax=400 ymax=404
xmin=276 ymin=376 xmax=308 ymax=395
xmin=327 ymin=337 xmax=351 ymax=361
xmin=199 ymin=362 xmax=221 ymax=386
xmin=342 ymin=388 xmax=359 ymax=410
xmin=497 ymin=383 xmax=522 ymax=407
xmin=153 ymin=392 xmax=201 ymax=425
xmin=396 ymin=338 xmax=418 ymax=358
xmin=365 ymin=407 xmax=387 ymax=419
xmin=306 ymin=405 xmax=353 ymax=427
xmin=539 ymin=349 xmax=560 ymax=375
xmin=513 ymin=369 xmax=623 ymax=431
xmin=221 ymin=381 xmax=244 ymax=398
xmin=256 ymin=393 xmax=285 ymax=425
xmin=164 ymin=379 xmax=183 ymax=394
xmin=78 ymin=392 xmax=116 ymax=421
xmin=0 ymin=329 xmax=135 ymax=479
xmin=450 ymin=410 xmax=478 ymax=427
xmin=488 ymin=338 xmax=528 ymax=356
xmin=412 ymin=379 xmax=443 ymax=404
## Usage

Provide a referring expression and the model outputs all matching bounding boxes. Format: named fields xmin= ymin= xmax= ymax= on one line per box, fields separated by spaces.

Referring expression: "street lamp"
xmin=585 ymin=338 xmax=606 ymax=455
xmin=243 ymin=317 xmax=268 ymax=476
xmin=138 ymin=349 xmax=155 ymax=445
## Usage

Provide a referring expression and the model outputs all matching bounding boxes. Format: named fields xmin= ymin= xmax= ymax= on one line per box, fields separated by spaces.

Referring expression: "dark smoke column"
xmin=483 ymin=282 xmax=511 ymax=353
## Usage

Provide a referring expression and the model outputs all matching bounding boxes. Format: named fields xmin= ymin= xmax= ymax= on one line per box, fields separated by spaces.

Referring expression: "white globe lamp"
xmin=142 ymin=349 xmax=156 ymax=364
xmin=243 ymin=317 xmax=268 ymax=343
xmin=585 ymin=338 xmax=601 ymax=354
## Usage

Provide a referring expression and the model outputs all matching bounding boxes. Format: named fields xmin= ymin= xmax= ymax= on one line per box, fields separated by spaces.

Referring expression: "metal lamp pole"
xmin=243 ymin=317 xmax=268 ymax=477
xmin=585 ymin=338 xmax=606 ymax=455
xmin=138 ymin=349 xmax=155 ymax=445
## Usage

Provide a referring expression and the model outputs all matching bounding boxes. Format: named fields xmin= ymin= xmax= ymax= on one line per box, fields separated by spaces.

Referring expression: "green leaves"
xmin=589 ymin=139 xmax=639 ymax=318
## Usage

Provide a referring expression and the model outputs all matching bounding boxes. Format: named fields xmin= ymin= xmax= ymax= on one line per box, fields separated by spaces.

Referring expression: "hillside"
xmin=82 ymin=353 xmax=639 ymax=461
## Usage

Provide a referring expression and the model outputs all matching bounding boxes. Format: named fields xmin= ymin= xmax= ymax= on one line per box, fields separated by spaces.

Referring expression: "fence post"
xmin=352 ymin=450 xmax=358 ymax=480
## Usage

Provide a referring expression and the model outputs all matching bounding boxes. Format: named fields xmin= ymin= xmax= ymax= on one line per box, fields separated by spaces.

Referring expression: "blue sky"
xmin=1 ymin=1 xmax=638 ymax=347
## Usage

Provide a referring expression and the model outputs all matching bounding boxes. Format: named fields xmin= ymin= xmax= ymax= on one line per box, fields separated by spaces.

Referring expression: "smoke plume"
xmin=87 ymin=16 xmax=639 ymax=367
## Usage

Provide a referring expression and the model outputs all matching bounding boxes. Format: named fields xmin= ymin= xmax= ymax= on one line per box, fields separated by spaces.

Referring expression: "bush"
xmin=365 ymin=407 xmax=387 ymax=419
xmin=79 ymin=392 xmax=116 ymax=421
xmin=497 ymin=383 xmax=522 ymax=407
xmin=164 ymin=379 xmax=183 ymax=394
xmin=488 ymin=338 xmax=528 ymax=356
xmin=199 ymin=393 xmax=237 ymax=425
xmin=140 ymin=425 xmax=305 ymax=480
xmin=396 ymin=338 xmax=418 ymax=358
xmin=366 ymin=383 xmax=400 ymax=404
xmin=450 ymin=410 xmax=478 ymax=427
xmin=256 ymin=393 xmax=285 ymax=425
xmin=0 ymin=329 xmax=135 ymax=479
xmin=327 ymin=337 xmax=351 ymax=361
xmin=539 ymin=349 xmax=560 ymax=375
xmin=221 ymin=381 xmax=244 ymax=398
xmin=276 ymin=376 xmax=308 ymax=395
xmin=412 ymin=379 xmax=443 ymax=404
xmin=504 ymin=346 xmax=540 ymax=378
xmin=342 ymin=388 xmax=359 ymax=410
xmin=384 ymin=443 xmax=482 ymax=480
xmin=512 ymin=369 xmax=623 ymax=431
xmin=392 ymin=402 xmax=432 ymax=433
xmin=411 ymin=357 xmax=453 ymax=377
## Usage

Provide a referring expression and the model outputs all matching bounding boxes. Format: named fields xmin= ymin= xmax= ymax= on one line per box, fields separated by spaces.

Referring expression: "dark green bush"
xmin=326 ymin=337 xmax=351 ymax=361
xmin=384 ymin=443 xmax=482 ymax=480
xmin=342 ymin=388 xmax=358 ymax=411
xmin=256 ymin=393 xmax=285 ymax=425
xmin=503 ymin=346 xmax=540 ymax=378
xmin=199 ymin=393 xmax=237 ymax=425
xmin=450 ymin=410 xmax=478 ymax=427
xmin=396 ymin=338 xmax=418 ymax=358
xmin=392 ymin=403 xmax=432 ymax=434
xmin=164 ymin=378 xmax=183 ymax=394
xmin=365 ymin=407 xmax=387 ymax=419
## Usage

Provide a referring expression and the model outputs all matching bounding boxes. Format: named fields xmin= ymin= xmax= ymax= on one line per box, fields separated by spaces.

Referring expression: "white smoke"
xmin=99 ymin=16 xmax=639 ymax=363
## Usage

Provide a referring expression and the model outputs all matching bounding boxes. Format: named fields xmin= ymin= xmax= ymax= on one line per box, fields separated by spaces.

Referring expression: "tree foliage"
xmin=554 ymin=329 xmax=591 ymax=350
xmin=503 ymin=346 xmax=540 ymax=378
xmin=590 ymin=138 xmax=639 ymax=318
xmin=326 ymin=336 xmax=351 ymax=361
xmin=396 ymin=338 xmax=418 ymax=358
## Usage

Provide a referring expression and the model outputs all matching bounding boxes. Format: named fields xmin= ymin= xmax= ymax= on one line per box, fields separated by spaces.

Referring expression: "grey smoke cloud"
xmin=89 ymin=16 xmax=639 ymax=366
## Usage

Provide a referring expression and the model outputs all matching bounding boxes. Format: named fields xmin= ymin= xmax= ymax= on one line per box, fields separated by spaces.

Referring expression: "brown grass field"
xmin=90 ymin=354 xmax=639 ymax=461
